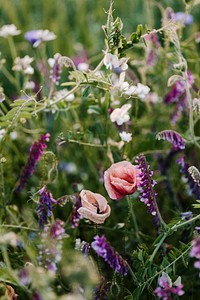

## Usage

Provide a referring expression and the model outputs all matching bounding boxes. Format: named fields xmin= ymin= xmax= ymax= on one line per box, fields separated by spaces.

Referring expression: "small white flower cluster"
xmin=110 ymin=104 xmax=131 ymax=126
xmin=0 ymin=24 xmax=21 ymax=38
xmin=12 ymin=55 xmax=34 ymax=75
xmin=104 ymin=53 xmax=128 ymax=71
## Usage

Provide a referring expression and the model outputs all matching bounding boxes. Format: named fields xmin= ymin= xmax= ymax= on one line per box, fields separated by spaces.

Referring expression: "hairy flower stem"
xmin=127 ymin=196 xmax=141 ymax=243
xmin=149 ymin=214 xmax=200 ymax=262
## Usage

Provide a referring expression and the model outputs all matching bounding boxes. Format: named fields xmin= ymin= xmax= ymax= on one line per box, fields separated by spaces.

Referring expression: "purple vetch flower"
xmin=190 ymin=237 xmax=200 ymax=276
xmin=174 ymin=12 xmax=193 ymax=25
xmin=48 ymin=53 xmax=63 ymax=85
xmin=164 ymin=71 xmax=194 ymax=104
xmin=75 ymin=238 xmax=90 ymax=256
xmin=38 ymin=219 xmax=65 ymax=271
xmin=24 ymin=29 xmax=56 ymax=48
xmin=135 ymin=155 xmax=157 ymax=217
xmin=195 ymin=227 xmax=200 ymax=234
xmin=154 ymin=272 xmax=184 ymax=299
xmin=32 ymin=290 xmax=43 ymax=300
xmin=177 ymin=156 xmax=200 ymax=199
xmin=91 ymin=235 xmax=128 ymax=275
xmin=94 ymin=276 xmax=108 ymax=300
xmin=71 ymin=195 xmax=82 ymax=228
xmin=16 ymin=133 xmax=50 ymax=191
xmin=156 ymin=130 xmax=185 ymax=150
xmin=36 ymin=185 xmax=57 ymax=228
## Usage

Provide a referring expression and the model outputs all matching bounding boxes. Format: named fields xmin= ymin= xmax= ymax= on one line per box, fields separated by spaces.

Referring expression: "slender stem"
xmin=149 ymin=233 xmax=167 ymax=262
xmin=0 ymin=224 xmax=38 ymax=231
xmin=127 ymin=196 xmax=141 ymax=242
xmin=149 ymin=214 xmax=200 ymax=262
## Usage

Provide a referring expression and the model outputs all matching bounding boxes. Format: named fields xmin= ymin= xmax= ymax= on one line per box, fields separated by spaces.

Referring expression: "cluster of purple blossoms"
xmin=16 ymin=133 xmax=50 ymax=191
xmin=38 ymin=219 xmax=65 ymax=271
xmin=156 ymin=130 xmax=185 ymax=150
xmin=135 ymin=155 xmax=157 ymax=216
xmin=145 ymin=33 xmax=161 ymax=67
xmin=71 ymin=195 xmax=82 ymax=228
xmin=94 ymin=276 xmax=108 ymax=300
xmin=91 ymin=235 xmax=128 ymax=276
xmin=164 ymin=71 xmax=194 ymax=125
xmin=189 ymin=237 xmax=200 ymax=276
xmin=36 ymin=185 xmax=57 ymax=228
xmin=154 ymin=272 xmax=184 ymax=299
xmin=48 ymin=53 xmax=62 ymax=85
xmin=177 ymin=156 xmax=200 ymax=199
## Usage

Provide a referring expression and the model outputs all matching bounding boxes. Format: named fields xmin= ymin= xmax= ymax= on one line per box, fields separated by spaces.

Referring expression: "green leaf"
xmin=136 ymin=24 xmax=143 ymax=37
xmin=82 ymin=85 xmax=91 ymax=98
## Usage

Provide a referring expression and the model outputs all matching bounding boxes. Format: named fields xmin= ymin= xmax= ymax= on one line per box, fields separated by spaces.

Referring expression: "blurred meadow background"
xmin=0 ymin=0 xmax=200 ymax=299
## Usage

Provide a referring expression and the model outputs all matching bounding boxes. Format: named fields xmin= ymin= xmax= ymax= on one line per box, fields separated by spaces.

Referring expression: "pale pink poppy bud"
xmin=104 ymin=161 xmax=139 ymax=200
xmin=77 ymin=190 xmax=111 ymax=224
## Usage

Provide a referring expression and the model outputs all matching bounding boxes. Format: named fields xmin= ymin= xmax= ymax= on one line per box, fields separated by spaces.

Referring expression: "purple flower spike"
xmin=190 ymin=237 xmax=200 ymax=276
xmin=48 ymin=53 xmax=62 ymax=85
xmin=154 ymin=272 xmax=184 ymax=299
xmin=156 ymin=130 xmax=185 ymax=150
xmin=36 ymin=185 xmax=56 ymax=228
xmin=91 ymin=235 xmax=128 ymax=276
xmin=94 ymin=277 xmax=108 ymax=300
xmin=71 ymin=195 xmax=82 ymax=228
xmin=16 ymin=133 xmax=50 ymax=191
xmin=135 ymin=155 xmax=157 ymax=216
xmin=177 ymin=156 xmax=200 ymax=199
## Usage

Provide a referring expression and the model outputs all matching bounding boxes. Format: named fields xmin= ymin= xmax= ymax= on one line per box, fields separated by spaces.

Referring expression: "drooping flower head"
xmin=36 ymin=185 xmax=57 ymax=228
xmin=92 ymin=235 xmax=128 ymax=276
xmin=104 ymin=160 xmax=140 ymax=200
xmin=77 ymin=190 xmax=111 ymax=224
xmin=135 ymin=155 xmax=157 ymax=216
xmin=16 ymin=133 xmax=50 ymax=191
xmin=24 ymin=29 xmax=56 ymax=47
xmin=154 ymin=272 xmax=184 ymax=299
xmin=156 ymin=130 xmax=185 ymax=150
xmin=177 ymin=156 xmax=200 ymax=199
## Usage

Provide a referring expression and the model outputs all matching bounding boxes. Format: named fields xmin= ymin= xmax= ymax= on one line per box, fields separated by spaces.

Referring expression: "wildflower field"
xmin=0 ymin=0 xmax=200 ymax=299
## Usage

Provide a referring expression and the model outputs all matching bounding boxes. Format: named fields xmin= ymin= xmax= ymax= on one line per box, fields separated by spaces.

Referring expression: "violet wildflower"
xmin=190 ymin=237 xmax=200 ymax=276
xmin=164 ymin=71 xmax=194 ymax=104
xmin=154 ymin=272 xmax=184 ymax=299
xmin=16 ymin=133 xmax=50 ymax=191
xmin=75 ymin=238 xmax=90 ymax=256
xmin=71 ymin=195 xmax=82 ymax=228
xmin=38 ymin=219 xmax=65 ymax=271
xmin=177 ymin=156 xmax=200 ymax=199
xmin=48 ymin=53 xmax=62 ymax=85
xmin=91 ymin=235 xmax=128 ymax=275
xmin=156 ymin=130 xmax=185 ymax=150
xmin=135 ymin=155 xmax=157 ymax=216
xmin=94 ymin=277 xmax=108 ymax=300
xmin=24 ymin=29 xmax=56 ymax=48
xmin=36 ymin=185 xmax=57 ymax=228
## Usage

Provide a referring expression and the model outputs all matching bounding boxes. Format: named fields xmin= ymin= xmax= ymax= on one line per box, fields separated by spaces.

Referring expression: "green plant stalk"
xmin=127 ymin=196 xmax=141 ymax=243
xmin=149 ymin=214 xmax=200 ymax=262
xmin=7 ymin=36 xmax=20 ymax=90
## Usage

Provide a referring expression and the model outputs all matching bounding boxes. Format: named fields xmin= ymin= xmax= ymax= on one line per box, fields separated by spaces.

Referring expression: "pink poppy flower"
xmin=77 ymin=190 xmax=111 ymax=224
xmin=104 ymin=161 xmax=139 ymax=200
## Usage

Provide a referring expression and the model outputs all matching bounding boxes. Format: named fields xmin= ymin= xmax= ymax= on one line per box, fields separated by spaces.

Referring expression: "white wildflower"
xmin=53 ymin=89 xmax=75 ymax=102
xmin=77 ymin=62 xmax=89 ymax=72
xmin=110 ymin=103 xmax=132 ymax=125
xmin=124 ymin=83 xmax=150 ymax=99
xmin=104 ymin=53 xmax=128 ymax=71
xmin=0 ymin=129 xmax=6 ymax=140
xmin=0 ymin=24 xmax=21 ymax=38
xmin=119 ymin=131 xmax=132 ymax=143
xmin=24 ymin=81 xmax=35 ymax=90
xmin=12 ymin=55 xmax=34 ymax=75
